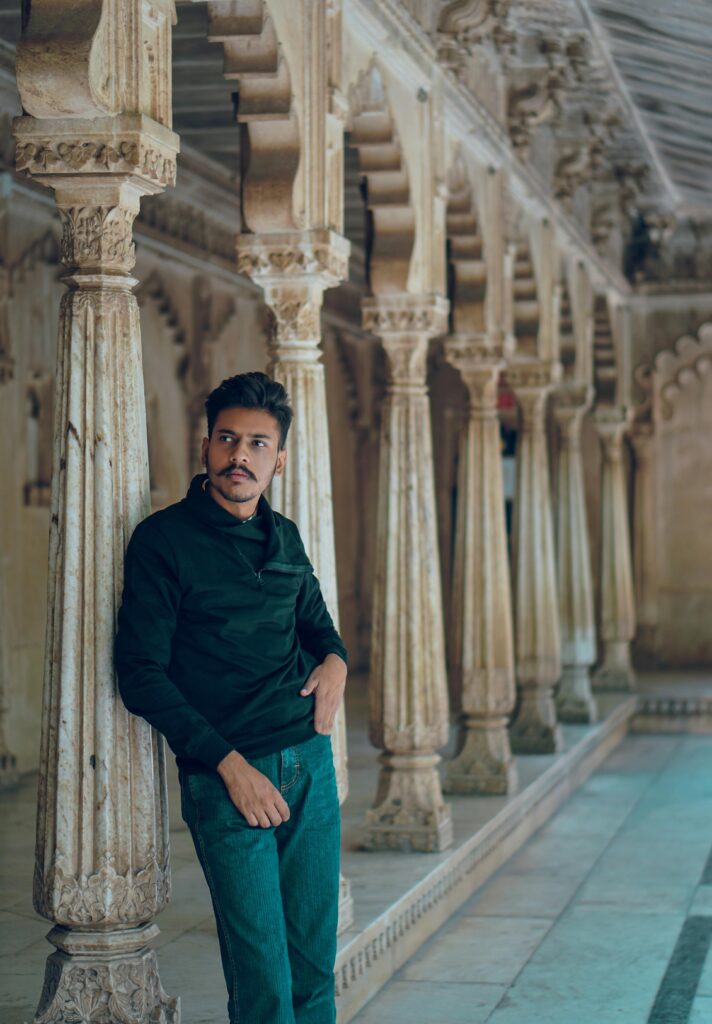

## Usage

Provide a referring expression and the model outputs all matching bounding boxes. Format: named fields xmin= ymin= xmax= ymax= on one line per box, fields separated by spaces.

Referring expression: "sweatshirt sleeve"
xmin=114 ymin=519 xmax=234 ymax=770
xmin=295 ymin=568 xmax=348 ymax=667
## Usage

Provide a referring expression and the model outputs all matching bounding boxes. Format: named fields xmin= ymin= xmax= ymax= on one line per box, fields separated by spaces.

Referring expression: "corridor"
xmin=353 ymin=733 xmax=712 ymax=1024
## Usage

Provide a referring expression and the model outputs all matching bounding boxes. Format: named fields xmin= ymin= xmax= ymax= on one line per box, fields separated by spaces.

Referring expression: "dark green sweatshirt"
xmin=115 ymin=475 xmax=347 ymax=771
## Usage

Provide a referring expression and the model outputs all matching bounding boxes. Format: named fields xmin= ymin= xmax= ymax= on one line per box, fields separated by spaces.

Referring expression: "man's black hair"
xmin=205 ymin=372 xmax=293 ymax=449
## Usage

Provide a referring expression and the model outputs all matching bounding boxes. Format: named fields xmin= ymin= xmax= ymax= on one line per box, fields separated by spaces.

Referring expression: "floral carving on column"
xmin=238 ymin=228 xmax=354 ymax=929
xmin=443 ymin=336 xmax=517 ymax=795
xmin=508 ymin=360 xmax=563 ymax=754
xmin=552 ymin=385 xmax=598 ymax=723
xmin=362 ymin=293 xmax=453 ymax=852
xmin=14 ymin=0 xmax=180 ymax=1019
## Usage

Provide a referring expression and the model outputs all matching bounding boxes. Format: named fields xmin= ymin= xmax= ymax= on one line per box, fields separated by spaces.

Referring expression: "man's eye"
xmin=253 ymin=440 xmax=266 ymax=447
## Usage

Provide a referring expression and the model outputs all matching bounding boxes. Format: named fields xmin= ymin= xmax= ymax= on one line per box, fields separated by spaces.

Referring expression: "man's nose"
xmin=230 ymin=441 xmax=250 ymax=463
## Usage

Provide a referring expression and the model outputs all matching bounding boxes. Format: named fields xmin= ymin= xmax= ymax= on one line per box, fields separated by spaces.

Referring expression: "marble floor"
xmin=351 ymin=731 xmax=712 ymax=1024
xmin=1 ymin=675 xmax=711 ymax=1024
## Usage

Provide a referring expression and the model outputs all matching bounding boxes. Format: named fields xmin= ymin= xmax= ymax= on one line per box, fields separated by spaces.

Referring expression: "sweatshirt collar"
xmin=182 ymin=474 xmax=307 ymax=569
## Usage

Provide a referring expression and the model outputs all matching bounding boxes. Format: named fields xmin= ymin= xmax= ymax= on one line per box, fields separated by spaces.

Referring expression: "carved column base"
xmin=444 ymin=717 xmax=518 ymax=796
xmin=34 ymin=924 xmax=178 ymax=1024
xmin=510 ymin=687 xmax=563 ymax=754
xmin=594 ymin=640 xmax=636 ymax=691
xmin=338 ymin=874 xmax=354 ymax=936
xmin=556 ymin=666 xmax=598 ymax=724
xmin=363 ymin=753 xmax=453 ymax=853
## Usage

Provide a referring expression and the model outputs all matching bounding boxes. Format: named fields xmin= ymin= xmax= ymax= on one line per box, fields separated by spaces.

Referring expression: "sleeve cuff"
xmin=192 ymin=730 xmax=235 ymax=771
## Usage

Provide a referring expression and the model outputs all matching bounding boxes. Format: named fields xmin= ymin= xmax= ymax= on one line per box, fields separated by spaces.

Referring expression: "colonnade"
xmin=11 ymin=1 xmax=639 ymax=1018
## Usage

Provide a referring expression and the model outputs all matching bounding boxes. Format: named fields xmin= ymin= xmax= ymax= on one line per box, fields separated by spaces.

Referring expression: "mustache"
xmin=220 ymin=466 xmax=256 ymax=481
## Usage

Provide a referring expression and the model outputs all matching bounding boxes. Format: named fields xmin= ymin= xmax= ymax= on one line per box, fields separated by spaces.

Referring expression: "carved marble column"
xmin=594 ymin=409 xmax=637 ymax=690
xmin=237 ymin=229 xmax=353 ymax=927
xmin=443 ymin=338 xmax=517 ymax=795
xmin=508 ymin=361 xmax=563 ymax=754
xmin=631 ymin=422 xmax=658 ymax=665
xmin=362 ymin=293 xmax=453 ymax=852
xmin=13 ymin=118 xmax=179 ymax=1021
xmin=552 ymin=386 xmax=598 ymax=723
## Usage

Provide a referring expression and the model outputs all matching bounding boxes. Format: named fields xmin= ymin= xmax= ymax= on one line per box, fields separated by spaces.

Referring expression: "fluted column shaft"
xmin=443 ymin=339 xmax=517 ymax=795
xmin=594 ymin=410 xmax=636 ymax=690
xmin=508 ymin=362 xmax=563 ymax=754
xmin=13 ymin=115 xmax=179 ymax=1020
xmin=237 ymin=229 xmax=353 ymax=928
xmin=631 ymin=424 xmax=658 ymax=664
xmin=362 ymin=293 xmax=453 ymax=852
xmin=553 ymin=387 xmax=597 ymax=723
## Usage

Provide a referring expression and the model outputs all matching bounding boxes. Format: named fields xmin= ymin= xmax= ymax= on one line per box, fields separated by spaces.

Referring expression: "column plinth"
xmin=552 ymin=386 xmax=598 ymax=723
xmin=508 ymin=361 xmax=563 ymax=754
xmin=237 ymin=229 xmax=353 ymax=926
xmin=362 ymin=294 xmax=453 ymax=852
xmin=442 ymin=337 xmax=517 ymax=796
xmin=13 ymin=115 xmax=180 ymax=1023
xmin=594 ymin=409 xmax=636 ymax=691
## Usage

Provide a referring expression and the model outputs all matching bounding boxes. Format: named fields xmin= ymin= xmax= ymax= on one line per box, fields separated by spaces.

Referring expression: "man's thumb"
xmin=300 ymin=677 xmax=318 ymax=696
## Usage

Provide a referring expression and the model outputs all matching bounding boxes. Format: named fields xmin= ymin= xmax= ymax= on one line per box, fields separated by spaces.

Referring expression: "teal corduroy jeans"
xmin=179 ymin=732 xmax=340 ymax=1024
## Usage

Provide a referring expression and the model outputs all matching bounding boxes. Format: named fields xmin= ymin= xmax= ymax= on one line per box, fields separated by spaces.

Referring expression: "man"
xmin=115 ymin=372 xmax=347 ymax=1024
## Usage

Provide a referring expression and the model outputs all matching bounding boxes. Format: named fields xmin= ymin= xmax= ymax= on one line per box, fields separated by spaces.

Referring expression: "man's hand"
xmin=300 ymin=653 xmax=347 ymax=735
xmin=216 ymin=750 xmax=290 ymax=828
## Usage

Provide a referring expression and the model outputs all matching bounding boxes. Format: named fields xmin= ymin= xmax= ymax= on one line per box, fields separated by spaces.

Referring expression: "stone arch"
xmin=558 ymin=262 xmax=576 ymax=378
xmin=592 ymin=292 xmax=617 ymax=405
xmin=511 ymin=220 xmax=539 ymax=357
xmin=208 ymin=1 xmax=300 ymax=232
xmin=445 ymin=152 xmax=486 ymax=333
xmin=346 ymin=62 xmax=416 ymax=294
xmin=137 ymin=272 xmax=191 ymax=508
xmin=654 ymin=325 xmax=712 ymax=422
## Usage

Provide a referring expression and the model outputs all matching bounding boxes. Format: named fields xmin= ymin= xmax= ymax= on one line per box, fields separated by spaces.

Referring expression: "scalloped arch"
xmin=346 ymin=61 xmax=415 ymax=294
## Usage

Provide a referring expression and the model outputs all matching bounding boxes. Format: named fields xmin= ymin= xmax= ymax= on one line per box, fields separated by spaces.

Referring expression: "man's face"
xmin=201 ymin=406 xmax=286 ymax=516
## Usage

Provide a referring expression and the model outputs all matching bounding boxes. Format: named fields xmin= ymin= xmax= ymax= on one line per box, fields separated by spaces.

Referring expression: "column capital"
xmin=552 ymin=384 xmax=593 ymax=438
xmin=236 ymin=229 xmax=350 ymax=290
xmin=594 ymin=405 xmax=632 ymax=452
xmin=14 ymin=113 xmax=178 ymax=196
xmin=506 ymin=358 xmax=561 ymax=395
xmin=444 ymin=331 xmax=506 ymax=370
xmin=362 ymin=292 xmax=449 ymax=340
xmin=444 ymin=334 xmax=504 ymax=411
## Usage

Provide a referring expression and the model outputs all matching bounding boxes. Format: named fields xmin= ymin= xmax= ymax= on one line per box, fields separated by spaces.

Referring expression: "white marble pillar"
xmin=594 ymin=409 xmax=637 ymax=690
xmin=13 ymin=120 xmax=179 ymax=1019
xmin=631 ymin=422 xmax=658 ymax=665
xmin=508 ymin=361 xmax=563 ymax=754
xmin=237 ymin=229 xmax=353 ymax=928
xmin=552 ymin=386 xmax=598 ymax=723
xmin=362 ymin=293 xmax=453 ymax=852
xmin=443 ymin=338 xmax=517 ymax=795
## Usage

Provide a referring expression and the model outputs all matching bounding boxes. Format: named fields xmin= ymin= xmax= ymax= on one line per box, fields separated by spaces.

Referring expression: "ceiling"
xmin=583 ymin=0 xmax=712 ymax=214
xmin=0 ymin=0 xmax=710 ymax=215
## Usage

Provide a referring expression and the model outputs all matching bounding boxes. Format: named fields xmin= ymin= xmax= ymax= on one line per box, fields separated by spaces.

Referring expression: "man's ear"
xmin=274 ymin=448 xmax=287 ymax=476
xmin=200 ymin=436 xmax=209 ymax=468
